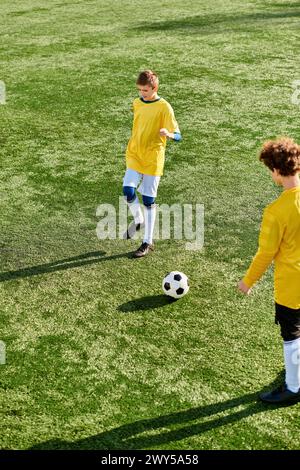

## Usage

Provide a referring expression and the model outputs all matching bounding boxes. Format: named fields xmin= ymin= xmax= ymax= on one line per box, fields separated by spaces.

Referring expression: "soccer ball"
xmin=162 ymin=271 xmax=189 ymax=299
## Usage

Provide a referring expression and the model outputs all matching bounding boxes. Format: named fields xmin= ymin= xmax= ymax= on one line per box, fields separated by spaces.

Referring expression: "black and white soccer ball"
xmin=162 ymin=271 xmax=189 ymax=299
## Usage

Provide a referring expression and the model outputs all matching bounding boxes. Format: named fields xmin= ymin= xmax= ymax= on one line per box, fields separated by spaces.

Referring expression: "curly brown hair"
xmin=136 ymin=70 xmax=159 ymax=89
xmin=259 ymin=137 xmax=300 ymax=176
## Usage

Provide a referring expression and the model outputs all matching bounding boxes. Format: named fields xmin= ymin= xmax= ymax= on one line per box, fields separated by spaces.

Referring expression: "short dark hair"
xmin=259 ymin=137 xmax=300 ymax=176
xmin=136 ymin=70 xmax=159 ymax=88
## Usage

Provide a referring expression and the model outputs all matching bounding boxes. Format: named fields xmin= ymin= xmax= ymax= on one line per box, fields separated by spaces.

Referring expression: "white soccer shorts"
xmin=123 ymin=169 xmax=160 ymax=198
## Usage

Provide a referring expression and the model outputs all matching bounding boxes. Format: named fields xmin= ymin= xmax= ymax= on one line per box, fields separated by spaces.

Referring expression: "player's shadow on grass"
xmin=29 ymin=372 xmax=289 ymax=450
xmin=118 ymin=295 xmax=177 ymax=312
xmin=0 ymin=250 xmax=135 ymax=282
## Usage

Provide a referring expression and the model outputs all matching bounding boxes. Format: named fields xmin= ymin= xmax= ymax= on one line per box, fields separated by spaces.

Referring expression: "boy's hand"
xmin=160 ymin=128 xmax=171 ymax=138
xmin=237 ymin=280 xmax=252 ymax=295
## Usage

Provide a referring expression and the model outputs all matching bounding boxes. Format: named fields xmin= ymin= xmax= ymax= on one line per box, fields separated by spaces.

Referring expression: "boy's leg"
xmin=259 ymin=304 xmax=300 ymax=404
xmin=142 ymin=195 xmax=156 ymax=245
xmin=133 ymin=174 xmax=160 ymax=257
xmin=284 ymin=338 xmax=300 ymax=392
xmin=277 ymin=304 xmax=300 ymax=393
xmin=123 ymin=169 xmax=144 ymax=239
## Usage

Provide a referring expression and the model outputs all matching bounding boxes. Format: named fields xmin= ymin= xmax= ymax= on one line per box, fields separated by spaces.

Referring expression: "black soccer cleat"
xmin=133 ymin=242 xmax=154 ymax=258
xmin=123 ymin=221 xmax=144 ymax=240
xmin=259 ymin=383 xmax=300 ymax=404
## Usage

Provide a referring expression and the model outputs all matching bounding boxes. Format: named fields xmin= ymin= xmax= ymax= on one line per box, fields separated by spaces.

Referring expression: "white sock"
xmin=127 ymin=196 xmax=144 ymax=225
xmin=284 ymin=338 xmax=300 ymax=393
xmin=143 ymin=204 xmax=156 ymax=245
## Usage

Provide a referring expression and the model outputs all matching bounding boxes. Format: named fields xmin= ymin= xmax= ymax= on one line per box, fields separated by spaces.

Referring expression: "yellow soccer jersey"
xmin=243 ymin=187 xmax=300 ymax=309
xmin=126 ymin=97 xmax=180 ymax=176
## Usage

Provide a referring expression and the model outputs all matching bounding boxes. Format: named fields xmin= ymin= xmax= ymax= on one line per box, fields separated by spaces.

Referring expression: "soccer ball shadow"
xmin=117 ymin=294 xmax=177 ymax=313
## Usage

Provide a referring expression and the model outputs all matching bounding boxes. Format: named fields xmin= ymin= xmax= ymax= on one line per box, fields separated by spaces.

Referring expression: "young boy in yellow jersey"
xmin=123 ymin=70 xmax=181 ymax=257
xmin=238 ymin=137 xmax=300 ymax=404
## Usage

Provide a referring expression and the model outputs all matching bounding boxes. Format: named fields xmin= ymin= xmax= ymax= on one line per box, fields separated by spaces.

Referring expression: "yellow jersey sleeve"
xmin=243 ymin=207 xmax=284 ymax=288
xmin=163 ymin=103 xmax=180 ymax=133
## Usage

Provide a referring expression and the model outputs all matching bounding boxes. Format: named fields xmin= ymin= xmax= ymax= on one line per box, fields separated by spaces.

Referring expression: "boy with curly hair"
xmin=122 ymin=70 xmax=181 ymax=257
xmin=238 ymin=137 xmax=300 ymax=404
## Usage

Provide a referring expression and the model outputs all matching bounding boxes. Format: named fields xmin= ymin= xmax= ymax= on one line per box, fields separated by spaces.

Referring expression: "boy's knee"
xmin=123 ymin=185 xmax=136 ymax=202
xmin=142 ymin=195 xmax=155 ymax=207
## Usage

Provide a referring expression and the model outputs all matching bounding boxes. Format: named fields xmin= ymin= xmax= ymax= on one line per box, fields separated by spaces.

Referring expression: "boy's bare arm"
xmin=159 ymin=128 xmax=181 ymax=140
xmin=238 ymin=280 xmax=252 ymax=295
xmin=159 ymin=128 xmax=173 ymax=138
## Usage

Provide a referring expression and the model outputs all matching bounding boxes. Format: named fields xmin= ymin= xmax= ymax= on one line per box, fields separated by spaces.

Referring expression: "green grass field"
xmin=1 ymin=0 xmax=300 ymax=450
